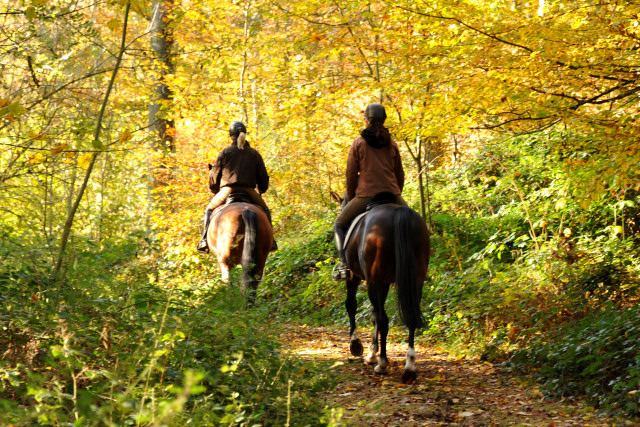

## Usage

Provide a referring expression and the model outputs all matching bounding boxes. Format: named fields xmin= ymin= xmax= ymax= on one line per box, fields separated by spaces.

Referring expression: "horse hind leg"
xmin=373 ymin=310 xmax=389 ymax=374
xmin=370 ymin=283 xmax=390 ymax=374
xmin=401 ymin=327 xmax=418 ymax=384
xmin=346 ymin=277 xmax=363 ymax=357
xmin=218 ymin=257 xmax=231 ymax=282
xmin=364 ymin=310 xmax=378 ymax=365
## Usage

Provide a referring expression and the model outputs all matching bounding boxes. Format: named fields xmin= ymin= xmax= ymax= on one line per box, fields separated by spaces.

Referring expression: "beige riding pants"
xmin=206 ymin=186 xmax=268 ymax=212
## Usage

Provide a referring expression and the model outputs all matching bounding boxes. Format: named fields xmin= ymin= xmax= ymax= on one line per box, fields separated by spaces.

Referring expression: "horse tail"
xmin=394 ymin=207 xmax=426 ymax=330
xmin=241 ymin=208 xmax=259 ymax=279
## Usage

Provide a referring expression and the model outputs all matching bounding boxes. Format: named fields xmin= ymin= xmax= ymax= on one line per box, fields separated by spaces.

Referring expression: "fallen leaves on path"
xmin=279 ymin=324 xmax=620 ymax=426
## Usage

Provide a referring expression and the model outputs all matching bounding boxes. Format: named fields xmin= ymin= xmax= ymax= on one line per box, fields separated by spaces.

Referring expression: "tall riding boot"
xmin=333 ymin=225 xmax=349 ymax=280
xmin=196 ymin=209 xmax=213 ymax=253
xmin=264 ymin=207 xmax=278 ymax=251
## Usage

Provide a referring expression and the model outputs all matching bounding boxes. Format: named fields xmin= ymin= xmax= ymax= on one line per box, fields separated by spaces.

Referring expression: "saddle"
xmin=211 ymin=190 xmax=256 ymax=218
xmin=343 ymin=192 xmax=398 ymax=250
xmin=366 ymin=192 xmax=397 ymax=211
xmin=225 ymin=190 xmax=253 ymax=204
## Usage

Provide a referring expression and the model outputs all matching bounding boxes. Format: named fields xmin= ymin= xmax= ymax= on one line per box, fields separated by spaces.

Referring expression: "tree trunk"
xmin=149 ymin=0 xmax=175 ymax=153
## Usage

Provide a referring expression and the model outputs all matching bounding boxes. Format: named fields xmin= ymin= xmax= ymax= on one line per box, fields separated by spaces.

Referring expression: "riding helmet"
xmin=364 ymin=103 xmax=387 ymax=121
xmin=229 ymin=121 xmax=247 ymax=137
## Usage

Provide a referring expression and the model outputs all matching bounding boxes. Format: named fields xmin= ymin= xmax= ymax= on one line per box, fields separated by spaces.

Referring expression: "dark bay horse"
xmin=333 ymin=193 xmax=430 ymax=382
xmin=207 ymin=201 xmax=273 ymax=303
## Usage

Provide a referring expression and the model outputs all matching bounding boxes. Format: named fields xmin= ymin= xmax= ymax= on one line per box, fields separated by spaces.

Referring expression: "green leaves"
xmin=0 ymin=101 xmax=27 ymax=120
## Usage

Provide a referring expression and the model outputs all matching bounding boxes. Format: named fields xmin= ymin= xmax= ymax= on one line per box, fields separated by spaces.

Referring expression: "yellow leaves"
xmin=119 ymin=129 xmax=133 ymax=143
xmin=28 ymin=144 xmax=70 ymax=164
xmin=610 ymin=226 xmax=623 ymax=237
xmin=28 ymin=153 xmax=45 ymax=164
xmin=49 ymin=143 xmax=68 ymax=155
xmin=77 ymin=153 xmax=95 ymax=169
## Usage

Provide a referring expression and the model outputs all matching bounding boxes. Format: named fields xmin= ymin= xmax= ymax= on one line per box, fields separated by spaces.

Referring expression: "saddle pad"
xmin=343 ymin=211 xmax=368 ymax=250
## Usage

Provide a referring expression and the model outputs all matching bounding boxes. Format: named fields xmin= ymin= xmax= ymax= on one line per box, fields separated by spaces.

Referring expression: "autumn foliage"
xmin=1 ymin=0 xmax=639 ymax=423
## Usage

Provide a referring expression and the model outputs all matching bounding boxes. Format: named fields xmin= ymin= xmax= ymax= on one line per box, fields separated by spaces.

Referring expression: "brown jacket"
xmin=209 ymin=142 xmax=269 ymax=194
xmin=346 ymin=135 xmax=404 ymax=200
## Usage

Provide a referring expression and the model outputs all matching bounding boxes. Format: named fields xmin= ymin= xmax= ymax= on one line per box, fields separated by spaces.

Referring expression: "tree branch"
xmin=53 ymin=1 xmax=131 ymax=279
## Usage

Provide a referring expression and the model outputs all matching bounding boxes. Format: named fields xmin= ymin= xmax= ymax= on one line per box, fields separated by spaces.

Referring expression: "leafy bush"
xmin=511 ymin=306 xmax=640 ymax=417
xmin=424 ymin=131 xmax=640 ymax=419
xmin=260 ymin=213 xmax=348 ymax=323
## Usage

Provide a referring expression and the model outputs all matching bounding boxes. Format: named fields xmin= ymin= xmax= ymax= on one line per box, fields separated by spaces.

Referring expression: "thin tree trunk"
xmin=239 ymin=1 xmax=252 ymax=122
xmin=415 ymin=134 xmax=426 ymax=219
xmin=53 ymin=2 xmax=131 ymax=280
xmin=424 ymin=138 xmax=433 ymax=228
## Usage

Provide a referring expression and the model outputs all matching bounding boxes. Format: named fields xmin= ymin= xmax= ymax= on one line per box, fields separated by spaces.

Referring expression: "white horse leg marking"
xmin=404 ymin=347 xmax=417 ymax=373
xmin=364 ymin=343 xmax=378 ymax=365
xmin=220 ymin=265 xmax=230 ymax=282
xmin=350 ymin=328 xmax=359 ymax=343
xmin=374 ymin=356 xmax=388 ymax=374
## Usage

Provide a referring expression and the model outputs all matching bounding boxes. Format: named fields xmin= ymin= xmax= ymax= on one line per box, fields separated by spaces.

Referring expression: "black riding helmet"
xmin=229 ymin=121 xmax=247 ymax=137
xmin=364 ymin=103 xmax=387 ymax=122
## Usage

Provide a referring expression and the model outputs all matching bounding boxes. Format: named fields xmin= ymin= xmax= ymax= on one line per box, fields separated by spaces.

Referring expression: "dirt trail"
xmin=280 ymin=324 xmax=619 ymax=426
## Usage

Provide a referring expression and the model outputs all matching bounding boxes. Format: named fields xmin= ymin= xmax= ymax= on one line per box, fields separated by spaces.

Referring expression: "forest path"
xmin=279 ymin=323 xmax=615 ymax=426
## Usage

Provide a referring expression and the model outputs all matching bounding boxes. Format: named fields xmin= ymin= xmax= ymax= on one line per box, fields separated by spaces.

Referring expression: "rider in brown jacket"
xmin=333 ymin=103 xmax=408 ymax=280
xmin=197 ymin=121 xmax=277 ymax=253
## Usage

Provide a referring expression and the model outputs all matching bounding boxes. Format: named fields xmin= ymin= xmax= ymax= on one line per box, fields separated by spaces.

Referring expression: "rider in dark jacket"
xmin=197 ymin=121 xmax=277 ymax=253
xmin=333 ymin=104 xmax=408 ymax=280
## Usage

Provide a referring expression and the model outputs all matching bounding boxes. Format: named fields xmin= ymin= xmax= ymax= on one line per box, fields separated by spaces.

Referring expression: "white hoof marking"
xmin=404 ymin=347 xmax=417 ymax=372
xmin=364 ymin=352 xmax=377 ymax=365
xmin=364 ymin=343 xmax=378 ymax=364
xmin=374 ymin=358 xmax=388 ymax=373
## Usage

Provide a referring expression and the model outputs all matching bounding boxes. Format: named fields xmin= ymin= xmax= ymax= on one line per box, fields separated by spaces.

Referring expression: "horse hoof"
xmin=374 ymin=365 xmax=388 ymax=374
xmin=350 ymin=339 xmax=363 ymax=357
xmin=401 ymin=370 xmax=417 ymax=384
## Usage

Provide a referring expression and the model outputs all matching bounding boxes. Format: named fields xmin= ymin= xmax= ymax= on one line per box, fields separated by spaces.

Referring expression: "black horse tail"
xmin=394 ymin=207 xmax=426 ymax=330
xmin=241 ymin=208 xmax=259 ymax=281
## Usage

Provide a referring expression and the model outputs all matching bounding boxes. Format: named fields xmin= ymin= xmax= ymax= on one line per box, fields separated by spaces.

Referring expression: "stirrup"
xmin=332 ymin=263 xmax=349 ymax=280
xmin=196 ymin=238 xmax=209 ymax=253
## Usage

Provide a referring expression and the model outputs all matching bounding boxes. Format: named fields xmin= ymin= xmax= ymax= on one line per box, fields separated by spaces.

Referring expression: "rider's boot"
xmin=196 ymin=208 xmax=213 ymax=253
xmin=333 ymin=225 xmax=350 ymax=280
xmin=264 ymin=207 xmax=278 ymax=251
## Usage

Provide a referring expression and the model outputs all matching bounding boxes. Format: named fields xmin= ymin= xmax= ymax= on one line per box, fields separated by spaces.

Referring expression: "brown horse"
xmin=207 ymin=201 xmax=273 ymax=303
xmin=333 ymin=192 xmax=430 ymax=383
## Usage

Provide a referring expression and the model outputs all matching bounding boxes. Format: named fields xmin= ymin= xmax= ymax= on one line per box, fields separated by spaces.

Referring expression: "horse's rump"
xmin=207 ymin=202 xmax=272 ymax=285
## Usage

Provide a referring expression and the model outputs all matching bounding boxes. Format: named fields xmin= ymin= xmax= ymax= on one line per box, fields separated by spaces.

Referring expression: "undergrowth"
xmin=0 ymin=234 xmax=336 ymax=426
xmin=421 ymin=132 xmax=640 ymax=419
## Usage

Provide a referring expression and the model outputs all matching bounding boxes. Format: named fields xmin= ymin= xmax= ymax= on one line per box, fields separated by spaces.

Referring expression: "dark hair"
xmin=367 ymin=118 xmax=392 ymax=146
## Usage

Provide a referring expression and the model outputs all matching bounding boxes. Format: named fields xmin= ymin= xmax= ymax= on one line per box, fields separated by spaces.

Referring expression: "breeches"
xmin=206 ymin=186 xmax=268 ymax=211
xmin=334 ymin=194 xmax=408 ymax=228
